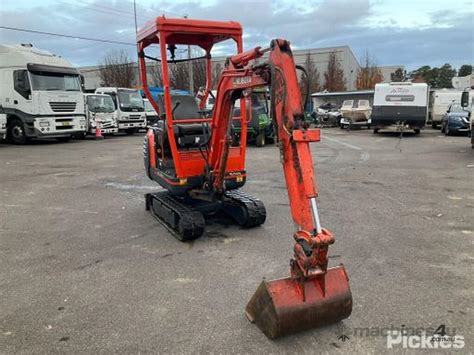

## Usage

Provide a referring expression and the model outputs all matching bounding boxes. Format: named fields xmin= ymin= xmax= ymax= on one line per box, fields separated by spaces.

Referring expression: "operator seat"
xmin=154 ymin=94 xmax=210 ymax=154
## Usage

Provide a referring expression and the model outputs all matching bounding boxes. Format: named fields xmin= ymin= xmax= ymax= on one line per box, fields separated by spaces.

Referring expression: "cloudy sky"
xmin=1 ymin=0 xmax=472 ymax=70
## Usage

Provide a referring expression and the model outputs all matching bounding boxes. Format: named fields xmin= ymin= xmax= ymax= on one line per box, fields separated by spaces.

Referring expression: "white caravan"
xmin=94 ymin=87 xmax=145 ymax=134
xmin=372 ymin=82 xmax=429 ymax=134
xmin=84 ymin=94 xmax=118 ymax=135
xmin=429 ymin=89 xmax=463 ymax=128
xmin=0 ymin=44 xmax=86 ymax=144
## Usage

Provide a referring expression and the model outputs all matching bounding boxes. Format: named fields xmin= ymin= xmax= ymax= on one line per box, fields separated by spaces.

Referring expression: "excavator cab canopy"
xmin=137 ymin=16 xmax=242 ymax=50
xmin=137 ymin=16 xmax=245 ymax=180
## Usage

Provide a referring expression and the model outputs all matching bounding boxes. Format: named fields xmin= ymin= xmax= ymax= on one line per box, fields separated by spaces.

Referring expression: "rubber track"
xmin=148 ymin=191 xmax=205 ymax=241
xmin=224 ymin=190 xmax=267 ymax=227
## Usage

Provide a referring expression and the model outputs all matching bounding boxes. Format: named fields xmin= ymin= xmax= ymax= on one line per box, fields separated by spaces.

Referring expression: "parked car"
xmin=313 ymin=103 xmax=341 ymax=127
xmin=441 ymin=102 xmax=471 ymax=136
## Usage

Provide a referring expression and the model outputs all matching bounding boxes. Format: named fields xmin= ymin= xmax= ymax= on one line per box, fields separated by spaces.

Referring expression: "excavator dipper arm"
xmin=210 ymin=39 xmax=352 ymax=338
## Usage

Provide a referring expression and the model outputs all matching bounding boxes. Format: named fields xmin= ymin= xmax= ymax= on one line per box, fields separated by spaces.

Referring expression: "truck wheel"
xmin=414 ymin=129 xmax=420 ymax=135
xmin=7 ymin=119 xmax=27 ymax=145
xmin=373 ymin=128 xmax=379 ymax=134
xmin=255 ymin=132 xmax=265 ymax=147
xmin=431 ymin=122 xmax=438 ymax=129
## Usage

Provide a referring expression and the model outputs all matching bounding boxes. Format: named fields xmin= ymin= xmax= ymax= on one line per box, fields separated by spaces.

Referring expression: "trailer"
xmin=0 ymin=44 xmax=86 ymax=144
xmin=372 ymin=82 xmax=429 ymax=134
xmin=429 ymin=89 xmax=463 ymax=128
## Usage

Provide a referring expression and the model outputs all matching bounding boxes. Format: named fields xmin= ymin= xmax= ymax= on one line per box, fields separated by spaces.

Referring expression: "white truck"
xmin=0 ymin=44 xmax=86 ymax=144
xmin=94 ymin=87 xmax=145 ymax=134
xmin=84 ymin=94 xmax=118 ymax=135
xmin=429 ymin=89 xmax=463 ymax=128
xmin=372 ymin=82 xmax=429 ymax=134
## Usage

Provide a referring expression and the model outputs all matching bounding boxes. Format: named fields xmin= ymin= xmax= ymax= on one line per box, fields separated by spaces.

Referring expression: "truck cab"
xmin=84 ymin=94 xmax=118 ymax=135
xmin=94 ymin=87 xmax=145 ymax=134
xmin=0 ymin=44 xmax=87 ymax=144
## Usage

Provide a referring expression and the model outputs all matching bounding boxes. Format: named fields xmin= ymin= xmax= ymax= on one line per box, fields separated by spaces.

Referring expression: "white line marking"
xmin=0 ymin=204 xmax=98 ymax=214
xmin=323 ymin=136 xmax=363 ymax=151
xmin=322 ymin=135 xmax=370 ymax=162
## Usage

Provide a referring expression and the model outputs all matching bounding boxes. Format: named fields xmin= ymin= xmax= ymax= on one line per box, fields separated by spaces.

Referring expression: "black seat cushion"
xmin=154 ymin=94 xmax=209 ymax=150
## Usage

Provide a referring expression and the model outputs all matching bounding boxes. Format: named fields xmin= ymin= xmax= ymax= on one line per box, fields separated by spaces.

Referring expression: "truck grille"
xmin=50 ymin=102 xmax=77 ymax=112
xmin=101 ymin=121 xmax=115 ymax=129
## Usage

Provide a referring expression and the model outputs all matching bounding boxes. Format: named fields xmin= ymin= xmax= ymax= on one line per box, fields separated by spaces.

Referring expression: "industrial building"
xmin=78 ymin=45 xmax=403 ymax=92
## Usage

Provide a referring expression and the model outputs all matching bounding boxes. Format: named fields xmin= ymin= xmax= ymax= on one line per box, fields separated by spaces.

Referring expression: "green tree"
xmin=409 ymin=64 xmax=456 ymax=88
xmin=437 ymin=64 xmax=457 ymax=88
xmin=458 ymin=64 xmax=472 ymax=77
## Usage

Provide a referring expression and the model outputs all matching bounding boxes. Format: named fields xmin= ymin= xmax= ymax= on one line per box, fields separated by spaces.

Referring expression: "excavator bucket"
xmin=245 ymin=265 xmax=352 ymax=339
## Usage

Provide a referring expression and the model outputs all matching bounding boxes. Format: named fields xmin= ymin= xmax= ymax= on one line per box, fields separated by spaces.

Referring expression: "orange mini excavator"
xmin=138 ymin=16 xmax=352 ymax=339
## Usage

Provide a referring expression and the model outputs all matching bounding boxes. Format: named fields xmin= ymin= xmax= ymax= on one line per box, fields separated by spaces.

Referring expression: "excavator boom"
xmin=210 ymin=39 xmax=352 ymax=338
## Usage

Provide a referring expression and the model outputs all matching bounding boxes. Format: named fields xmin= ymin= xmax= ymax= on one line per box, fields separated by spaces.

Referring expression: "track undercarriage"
xmin=145 ymin=190 xmax=266 ymax=241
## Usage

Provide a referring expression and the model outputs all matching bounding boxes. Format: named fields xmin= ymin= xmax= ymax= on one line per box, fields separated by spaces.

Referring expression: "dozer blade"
xmin=245 ymin=265 xmax=352 ymax=339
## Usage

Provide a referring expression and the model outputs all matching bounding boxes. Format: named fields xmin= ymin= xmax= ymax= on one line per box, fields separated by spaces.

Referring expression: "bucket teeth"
xmin=245 ymin=265 xmax=352 ymax=339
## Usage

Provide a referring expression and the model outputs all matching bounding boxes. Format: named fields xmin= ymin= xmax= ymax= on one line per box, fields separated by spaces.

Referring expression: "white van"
xmin=372 ymin=82 xmax=429 ymax=134
xmin=94 ymin=87 xmax=145 ymax=134
xmin=429 ymin=89 xmax=463 ymax=128
xmin=84 ymin=94 xmax=118 ymax=135
xmin=0 ymin=44 xmax=86 ymax=144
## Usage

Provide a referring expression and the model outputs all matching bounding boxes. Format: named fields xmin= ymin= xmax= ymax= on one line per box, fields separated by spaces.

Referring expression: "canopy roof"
xmin=137 ymin=16 xmax=242 ymax=50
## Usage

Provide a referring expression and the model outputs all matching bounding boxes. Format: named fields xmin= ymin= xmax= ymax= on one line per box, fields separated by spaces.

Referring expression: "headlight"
xmin=80 ymin=119 xmax=86 ymax=125
xmin=39 ymin=121 xmax=50 ymax=127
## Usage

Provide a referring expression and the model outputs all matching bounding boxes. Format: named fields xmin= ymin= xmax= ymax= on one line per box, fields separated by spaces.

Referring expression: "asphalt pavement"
xmin=1 ymin=128 xmax=473 ymax=353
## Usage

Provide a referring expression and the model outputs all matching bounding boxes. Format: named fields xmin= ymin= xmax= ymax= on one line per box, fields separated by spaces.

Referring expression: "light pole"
xmin=184 ymin=14 xmax=194 ymax=94
xmin=133 ymin=0 xmax=139 ymax=87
